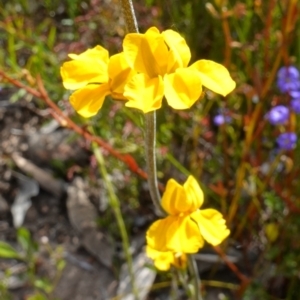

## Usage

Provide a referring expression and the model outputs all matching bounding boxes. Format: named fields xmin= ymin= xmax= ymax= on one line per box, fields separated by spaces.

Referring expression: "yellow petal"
xmin=146 ymin=246 xmax=173 ymax=271
xmin=61 ymin=46 xmax=109 ymax=90
xmin=191 ymin=209 xmax=230 ymax=246
xmin=68 ymin=45 xmax=108 ymax=62
xmin=146 ymin=218 xmax=172 ymax=251
xmin=161 ymin=179 xmax=185 ymax=215
xmin=146 ymin=216 xmax=203 ymax=253
xmin=166 ymin=216 xmax=204 ymax=253
xmin=162 ymin=29 xmax=191 ymax=71
xmin=124 ymin=73 xmax=164 ymax=113
xmin=108 ymin=52 xmax=135 ymax=95
xmin=70 ymin=83 xmax=110 ymax=118
xmin=189 ymin=60 xmax=236 ymax=96
xmin=123 ymin=27 xmax=168 ymax=77
xmin=183 ymin=176 xmax=204 ymax=210
xmin=145 ymin=27 xmax=160 ymax=35
xmin=164 ymin=68 xmax=202 ymax=109
xmin=146 ymin=246 xmax=187 ymax=271
xmin=161 ymin=178 xmax=185 ymax=215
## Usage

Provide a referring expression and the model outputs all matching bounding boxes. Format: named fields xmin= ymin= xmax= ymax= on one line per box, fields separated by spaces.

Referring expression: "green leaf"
xmin=0 ymin=242 xmax=21 ymax=259
xmin=56 ymin=259 xmax=66 ymax=272
xmin=34 ymin=278 xmax=52 ymax=294
xmin=17 ymin=227 xmax=31 ymax=253
xmin=47 ymin=26 xmax=56 ymax=50
xmin=27 ymin=292 xmax=48 ymax=300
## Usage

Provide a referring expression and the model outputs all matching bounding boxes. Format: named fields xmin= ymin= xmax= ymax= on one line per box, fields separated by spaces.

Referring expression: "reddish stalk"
xmin=0 ymin=70 xmax=148 ymax=180
xmin=0 ymin=70 xmax=248 ymax=287
xmin=227 ymin=0 xmax=296 ymax=225
xmin=263 ymin=0 xmax=276 ymax=76
xmin=270 ymin=181 xmax=300 ymax=214
xmin=220 ymin=9 xmax=232 ymax=68
xmin=213 ymin=246 xmax=250 ymax=284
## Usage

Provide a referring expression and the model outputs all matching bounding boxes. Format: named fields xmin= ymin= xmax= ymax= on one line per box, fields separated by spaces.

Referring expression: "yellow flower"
xmin=146 ymin=176 xmax=230 ymax=257
xmin=123 ymin=27 xmax=236 ymax=113
xmin=61 ymin=46 xmax=135 ymax=118
xmin=146 ymin=246 xmax=187 ymax=271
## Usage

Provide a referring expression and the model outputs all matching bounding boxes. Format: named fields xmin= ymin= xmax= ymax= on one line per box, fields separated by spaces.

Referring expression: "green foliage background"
xmin=0 ymin=0 xmax=300 ymax=299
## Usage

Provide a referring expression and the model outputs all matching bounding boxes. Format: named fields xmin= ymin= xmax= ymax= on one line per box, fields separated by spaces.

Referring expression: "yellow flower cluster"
xmin=61 ymin=27 xmax=236 ymax=117
xmin=146 ymin=176 xmax=230 ymax=271
xmin=61 ymin=27 xmax=233 ymax=272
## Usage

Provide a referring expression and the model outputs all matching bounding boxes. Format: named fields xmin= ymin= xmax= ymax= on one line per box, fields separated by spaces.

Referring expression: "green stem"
xmin=145 ymin=112 xmax=166 ymax=217
xmin=120 ymin=1 xmax=201 ymax=298
xmin=93 ymin=144 xmax=139 ymax=300
xmin=121 ymin=0 xmax=165 ymax=217
xmin=120 ymin=0 xmax=139 ymax=33
xmin=120 ymin=0 xmax=165 ymax=217
xmin=188 ymin=255 xmax=203 ymax=300
xmin=170 ymin=267 xmax=180 ymax=300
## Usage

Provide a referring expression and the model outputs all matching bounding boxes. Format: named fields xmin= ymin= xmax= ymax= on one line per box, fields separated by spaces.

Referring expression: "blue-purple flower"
xmin=290 ymin=98 xmax=300 ymax=114
xmin=265 ymin=105 xmax=289 ymax=125
xmin=277 ymin=66 xmax=300 ymax=94
xmin=277 ymin=66 xmax=300 ymax=93
xmin=290 ymin=90 xmax=300 ymax=99
xmin=213 ymin=114 xmax=232 ymax=126
xmin=276 ymin=132 xmax=297 ymax=150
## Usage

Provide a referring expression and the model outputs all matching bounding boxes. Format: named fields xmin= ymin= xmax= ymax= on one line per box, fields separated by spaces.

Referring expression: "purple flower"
xmin=291 ymin=98 xmax=300 ymax=114
xmin=265 ymin=105 xmax=289 ymax=125
xmin=213 ymin=114 xmax=231 ymax=126
xmin=277 ymin=66 xmax=300 ymax=93
xmin=290 ymin=90 xmax=300 ymax=99
xmin=276 ymin=132 xmax=297 ymax=150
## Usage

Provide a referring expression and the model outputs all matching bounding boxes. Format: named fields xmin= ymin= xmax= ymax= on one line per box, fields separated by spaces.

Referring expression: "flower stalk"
xmin=145 ymin=112 xmax=166 ymax=217
xmin=92 ymin=143 xmax=139 ymax=300
xmin=120 ymin=0 xmax=139 ymax=33
xmin=119 ymin=0 xmax=166 ymax=216
xmin=120 ymin=0 xmax=166 ymax=216
xmin=188 ymin=255 xmax=203 ymax=300
xmin=120 ymin=1 xmax=206 ymax=300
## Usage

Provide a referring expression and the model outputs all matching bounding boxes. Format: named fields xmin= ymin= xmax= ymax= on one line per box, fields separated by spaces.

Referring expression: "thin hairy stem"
xmin=188 ymin=255 xmax=203 ymax=300
xmin=119 ymin=0 xmax=165 ymax=216
xmin=145 ymin=112 xmax=166 ymax=217
xmin=120 ymin=0 xmax=139 ymax=33
xmin=120 ymin=1 xmax=201 ymax=298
